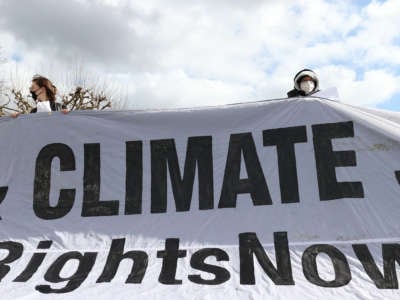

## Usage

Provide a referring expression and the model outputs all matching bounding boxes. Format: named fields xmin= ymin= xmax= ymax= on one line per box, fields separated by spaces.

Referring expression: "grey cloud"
xmin=0 ymin=0 xmax=160 ymax=71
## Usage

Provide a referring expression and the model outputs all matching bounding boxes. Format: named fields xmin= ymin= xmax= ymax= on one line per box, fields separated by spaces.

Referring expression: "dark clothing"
xmin=287 ymin=88 xmax=319 ymax=98
xmin=30 ymin=102 xmax=64 ymax=113
xmin=287 ymin=88 xmax=305 ymax=98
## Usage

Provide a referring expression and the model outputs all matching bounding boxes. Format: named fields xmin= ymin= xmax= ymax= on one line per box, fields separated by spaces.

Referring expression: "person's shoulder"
xmin=287 ymin=89 xmax=304 ymax=98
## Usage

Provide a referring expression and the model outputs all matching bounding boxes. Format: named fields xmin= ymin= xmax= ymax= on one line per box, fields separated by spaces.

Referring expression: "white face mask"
xmin=300 ymin=80 xmax=315 ymax=94
xmin=36 ymin=101 xmax=52 ymax=112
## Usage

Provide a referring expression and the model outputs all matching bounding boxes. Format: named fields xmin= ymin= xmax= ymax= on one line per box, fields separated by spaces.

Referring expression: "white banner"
xmin=0 ymin=97 xmax=399 ymax=299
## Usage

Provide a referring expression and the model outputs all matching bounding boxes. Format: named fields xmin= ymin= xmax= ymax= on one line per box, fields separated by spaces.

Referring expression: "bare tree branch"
xmin=0 ymin=86 xmax=112 ymax=116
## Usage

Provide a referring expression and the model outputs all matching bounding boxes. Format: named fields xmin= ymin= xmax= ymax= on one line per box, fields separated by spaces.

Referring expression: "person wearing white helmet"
xmin=287 ymin=69 xmax=320 ymax=97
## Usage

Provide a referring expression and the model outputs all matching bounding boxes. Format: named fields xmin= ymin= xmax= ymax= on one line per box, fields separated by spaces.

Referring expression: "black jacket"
xmin=30 ymin=102 xmax=63 ymax=113
xmin=287 ymin=88 xmax=319 ymax=98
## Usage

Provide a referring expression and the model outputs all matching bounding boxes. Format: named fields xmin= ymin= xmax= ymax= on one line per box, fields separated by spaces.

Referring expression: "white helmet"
xmin=293 ymin=69 xmax=319 ymax=91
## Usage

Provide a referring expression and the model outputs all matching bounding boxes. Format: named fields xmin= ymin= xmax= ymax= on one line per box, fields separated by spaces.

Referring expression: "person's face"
xmin=30 ymin=81 xmax=45 ymax=100
xmin=299 ymin=75 xmax=316 ymax=94
xmin=30 ymin=81 xmax=41 ymax=94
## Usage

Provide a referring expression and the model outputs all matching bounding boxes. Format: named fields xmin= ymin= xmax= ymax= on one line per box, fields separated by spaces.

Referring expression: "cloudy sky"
xmin=0 ymin=0 xmax=399 ymax=110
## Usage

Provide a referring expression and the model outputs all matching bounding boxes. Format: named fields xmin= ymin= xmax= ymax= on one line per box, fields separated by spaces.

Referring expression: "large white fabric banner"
xmin=0 ymin=97 xmax=399 ymax=299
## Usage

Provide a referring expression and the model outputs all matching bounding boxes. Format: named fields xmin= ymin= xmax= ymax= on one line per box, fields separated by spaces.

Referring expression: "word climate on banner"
xmin=31 ymin=121 xmax=364 ymax=219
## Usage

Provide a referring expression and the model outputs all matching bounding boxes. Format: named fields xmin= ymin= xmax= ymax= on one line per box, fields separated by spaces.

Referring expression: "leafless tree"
xmin=0 ymin=85 xmax=112 ymax=115
xmin=0 ymin=59 xmax=117 ymax=115
xmin=0 ymin=47 xmax=8 ymax=116
xmin=61 ymin=86 xmax=111 ymax=111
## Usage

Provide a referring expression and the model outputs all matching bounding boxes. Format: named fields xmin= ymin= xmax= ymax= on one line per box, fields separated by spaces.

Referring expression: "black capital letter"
xmin=151 ymin=137 xmax=213 ymax=213
xmin=0 ymin=186 xmax=8 ymax=206
xmin=239 ymin=232 xmax=293 ymax=285
xmin=125 ymin=141 xmax=143 ymax=214
xmin=353 ymin=243 xmax=400 ymax=289
xmin=82 ymin=143 xmax=119 ymax=217
xmin=263 ymin=126 xmax=307 ymax=203
xmin=219 ymin=133 xmax=272 ymax=208
xmin=302 ymin=244 xmax=351 ymax=287
xmin=312 ymin=121 xmax=364 ymax=200
xmin=34 ymin=143 xmax=76 ymax=220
